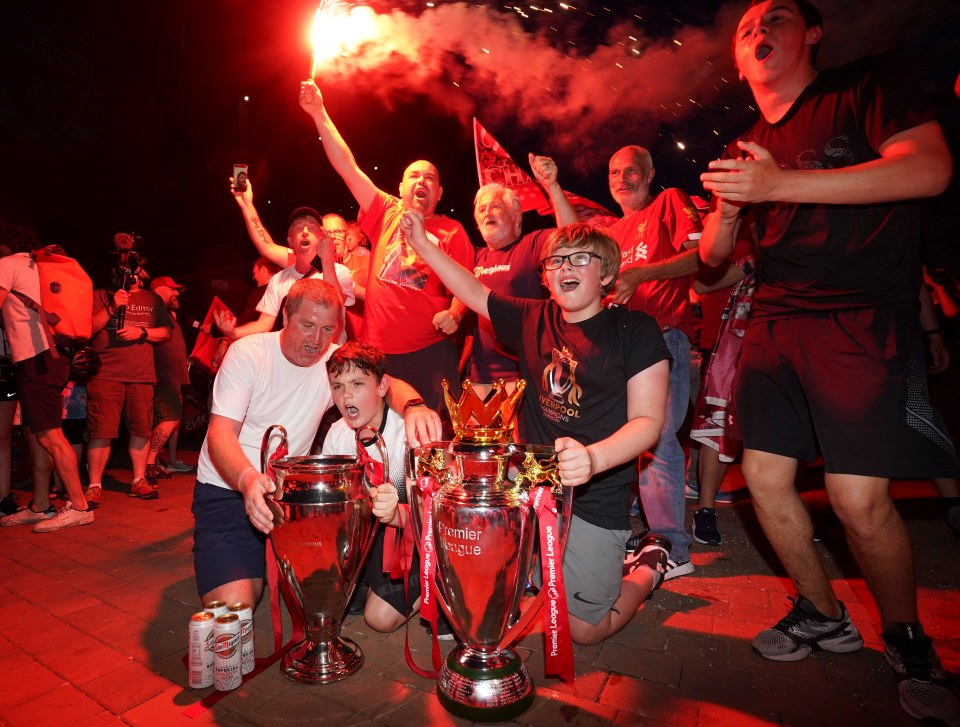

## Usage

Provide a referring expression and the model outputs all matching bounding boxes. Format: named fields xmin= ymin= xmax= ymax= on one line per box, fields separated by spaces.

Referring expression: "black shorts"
xmin=192 ymin=481 xmax=266 ymax=596
xmin=736 ymin=307 xmax=959 ymax=478
xmin=14 ymin=349 xmax=70 ymax=433
xmin=362 ymin=526 xmax=421 ymax=616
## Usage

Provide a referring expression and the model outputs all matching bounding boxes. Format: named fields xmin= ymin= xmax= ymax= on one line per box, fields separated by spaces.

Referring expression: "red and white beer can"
xmin=213 ymin=613 xmax=242 ymax=691
xmin=228 ymin=602 xmax=254 ymax=675
xmin=188 ymin=611 xmax=215 ymax=688
xmin=203 ymin=600 xmax=228 ymax=618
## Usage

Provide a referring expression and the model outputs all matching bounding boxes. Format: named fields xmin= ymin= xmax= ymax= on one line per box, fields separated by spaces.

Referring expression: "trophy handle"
xmin=354 ymin=425 xmax=389 ymax=489
xmin=260 ymin=424 xmax=289 ymax=475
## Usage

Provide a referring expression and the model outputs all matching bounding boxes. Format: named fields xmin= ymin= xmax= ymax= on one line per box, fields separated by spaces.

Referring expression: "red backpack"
xmin=12 ymin=245 xmax=94 ymax=347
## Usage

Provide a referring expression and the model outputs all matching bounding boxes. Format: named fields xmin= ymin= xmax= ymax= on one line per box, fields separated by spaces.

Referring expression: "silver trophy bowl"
xmin=409 ymin=441 xmax=573 ymax=721
xmin=264 ymin=427 xmax=378 ymax=684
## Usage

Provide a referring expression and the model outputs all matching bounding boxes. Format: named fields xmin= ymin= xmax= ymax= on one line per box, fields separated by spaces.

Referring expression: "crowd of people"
xmin=1 ymin=1 xmax=958 ymax=723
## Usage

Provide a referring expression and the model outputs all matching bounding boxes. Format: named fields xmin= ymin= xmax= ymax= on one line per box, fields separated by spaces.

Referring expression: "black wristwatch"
xmin=402 ymin=397 xmax=426 ymax=414
xmin=138 ymin=327 xmax=149 ymax=342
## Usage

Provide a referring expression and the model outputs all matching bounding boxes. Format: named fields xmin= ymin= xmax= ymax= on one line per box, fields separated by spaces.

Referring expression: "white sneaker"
xmin=1 ymin=505 xmax=56 ymax=527
xmin=32 ymin=502 xmax=94 ymax=533
xmin=663 ymin=558 xmax=695 ymax=581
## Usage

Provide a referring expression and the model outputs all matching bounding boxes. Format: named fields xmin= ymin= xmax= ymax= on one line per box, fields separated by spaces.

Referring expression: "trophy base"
xmin=281 ymin=636 xmax=364 ymax=684
xmin=437 ymin=646 xmax=535 ymax=722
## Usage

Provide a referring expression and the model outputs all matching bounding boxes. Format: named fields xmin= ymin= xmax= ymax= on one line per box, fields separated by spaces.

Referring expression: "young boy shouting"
xmin=399 ymin=211 xmax=673 ymax=646
xmin=322 ymin=341 xmax=419 ymax=633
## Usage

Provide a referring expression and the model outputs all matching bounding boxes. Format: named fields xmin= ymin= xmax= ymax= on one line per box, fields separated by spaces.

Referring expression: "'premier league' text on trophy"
xmin=409 ymin=379 xmax=575 ymax=722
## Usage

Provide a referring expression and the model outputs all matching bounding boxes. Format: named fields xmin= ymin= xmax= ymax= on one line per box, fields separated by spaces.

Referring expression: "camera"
xmin=111 ymin=232 xmax=147 ymax=292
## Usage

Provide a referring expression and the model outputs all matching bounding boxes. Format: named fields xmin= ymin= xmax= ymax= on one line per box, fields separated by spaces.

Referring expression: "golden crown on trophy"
xmin=442 ymin=378 xmax=526 ymax=444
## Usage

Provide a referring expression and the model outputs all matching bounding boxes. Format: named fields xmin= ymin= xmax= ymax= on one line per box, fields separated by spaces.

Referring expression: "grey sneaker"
xmin=882 ymin=622 xmax=960 ymax=726
xmin=165 ymin=459 xmax=194 ymax=473
xmin=753 ymin=595 xmax=863 ymax=661
xmin=1 ymin=503 xmax=56 ymax=527
xmin=32 ymin=502 xmax=94 ymax=533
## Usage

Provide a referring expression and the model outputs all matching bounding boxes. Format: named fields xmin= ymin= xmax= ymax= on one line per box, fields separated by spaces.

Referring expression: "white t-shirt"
xmin=322 ymin=407 xmax=407 ymax=493
xmin=258 ymin=264 xmax=356 ymax=315
xmin=0 ymin=253 xmax=51 ymax=363
xmin=196 ymin=331 xmax=337 ymax=490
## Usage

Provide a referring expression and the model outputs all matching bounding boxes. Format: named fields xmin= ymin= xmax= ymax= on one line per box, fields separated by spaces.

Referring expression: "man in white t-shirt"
xmin=215 ymin=189 xmax=355 ymax=342
xmin=192 ymin=278 xmax=440 ymax=609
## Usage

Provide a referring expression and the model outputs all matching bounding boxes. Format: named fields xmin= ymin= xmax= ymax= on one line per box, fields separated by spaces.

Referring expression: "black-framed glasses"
xmin=540 ymin=251 xmax=601 ymax=271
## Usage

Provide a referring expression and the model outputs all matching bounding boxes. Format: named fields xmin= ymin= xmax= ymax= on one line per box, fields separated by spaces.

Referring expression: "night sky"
xmin=1 ymin=0 xmax=957 ymax=318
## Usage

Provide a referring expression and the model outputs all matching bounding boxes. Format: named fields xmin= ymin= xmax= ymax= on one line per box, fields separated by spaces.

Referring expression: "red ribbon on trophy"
xmin=353 ymin=444 xmax=415 ymax=581
xmin=532 ymin=485 xmax=574 ymax=682
xmin=406 ymin=474 xmax=443 ymax=677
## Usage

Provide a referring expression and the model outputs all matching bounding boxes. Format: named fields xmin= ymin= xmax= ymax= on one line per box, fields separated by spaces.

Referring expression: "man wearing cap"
xmin=218 ymin=183 xmax=355 ymax=342
xmin=87 ymin=260 xmax=173 ymax=502
xmin=142 ymin=275 xmax=192 ymax=491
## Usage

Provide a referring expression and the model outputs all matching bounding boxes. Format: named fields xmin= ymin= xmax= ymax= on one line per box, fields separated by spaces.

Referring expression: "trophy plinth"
xmin=267 ymin=453 xmax=377 ymax=684
xmin=409 ymin=380 xmax=572 ymax=721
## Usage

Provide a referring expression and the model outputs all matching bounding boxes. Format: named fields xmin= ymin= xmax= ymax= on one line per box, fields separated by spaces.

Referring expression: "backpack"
xmin=12 ymin=245 xmax=94 ymax=348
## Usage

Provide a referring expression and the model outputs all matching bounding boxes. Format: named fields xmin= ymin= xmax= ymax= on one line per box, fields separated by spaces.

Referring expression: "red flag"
xmin=473 ymin=118 xmax=613 ymax=222
xmin=188 ymin=296 xmax=232 ymax=376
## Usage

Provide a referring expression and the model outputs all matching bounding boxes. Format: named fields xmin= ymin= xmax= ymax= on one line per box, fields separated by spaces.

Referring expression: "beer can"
xmin=228 ymin=602 xmax=254 ymax=675
xmin=213 ymin=613 xmax=242 ymax=691
xmin=203 ymin=600 xmax=228 ymax=618
xmin=188 ymin=611 xmax=215 ymax=688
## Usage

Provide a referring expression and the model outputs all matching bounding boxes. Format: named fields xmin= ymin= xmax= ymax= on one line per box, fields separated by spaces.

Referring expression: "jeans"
xmin=638 ymin=327 xmax=691 ymax=563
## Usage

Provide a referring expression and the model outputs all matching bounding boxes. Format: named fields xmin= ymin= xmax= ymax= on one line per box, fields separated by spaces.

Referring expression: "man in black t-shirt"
xmin=700 ymin=1 xmax=958 ymax=722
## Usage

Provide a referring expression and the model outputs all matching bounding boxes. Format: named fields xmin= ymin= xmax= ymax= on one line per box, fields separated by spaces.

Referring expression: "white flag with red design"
xmin=473 ymin=118 xmax=612 ymax=222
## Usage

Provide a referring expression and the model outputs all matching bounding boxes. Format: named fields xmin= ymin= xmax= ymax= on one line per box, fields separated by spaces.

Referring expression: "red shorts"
xmin=736 ymin=306 xmax=959 ymax=478
xmin=86 ymin=380 xmax=155 ymax=438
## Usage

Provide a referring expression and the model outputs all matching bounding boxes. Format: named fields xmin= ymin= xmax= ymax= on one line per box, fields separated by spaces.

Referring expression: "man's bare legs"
xmin=86 ymin=437 xmax=111 ymax=488
xmin=33 ymin=428 xmax=88 ymax=510
xmin=202 ymin=578 xmax=264 ymax=611
xmin=745 ymin=449 xmax=920 ymax=630
xmin=697 ymin=446 xmax=728 ymax=510
xmin=742 ymin=448 xmax=841 ymax=618
xmin=129 ymin=435 xmax=150 ymax=482
xmin=146 ymin=420 xmax=179 ymax=467
xmin=825 ymin=473 xmax=917 ymax=628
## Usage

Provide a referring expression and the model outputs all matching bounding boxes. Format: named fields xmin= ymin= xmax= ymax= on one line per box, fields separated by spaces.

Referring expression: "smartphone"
xmin=233 ymin=163 xmax=249 ymax=192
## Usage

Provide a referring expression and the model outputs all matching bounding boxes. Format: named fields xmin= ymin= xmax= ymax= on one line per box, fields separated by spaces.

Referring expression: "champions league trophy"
xmin=409 ymin=379 xmax=575 ymax=721
xmin=262 ymin=425 xmax=380 ymax=684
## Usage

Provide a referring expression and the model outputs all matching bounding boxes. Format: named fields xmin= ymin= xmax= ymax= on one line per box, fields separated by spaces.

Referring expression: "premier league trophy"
xmin=262 ymin=425 xmax=379 ymax=684
xmin=409 ymin=379 xmax=575 ymax=721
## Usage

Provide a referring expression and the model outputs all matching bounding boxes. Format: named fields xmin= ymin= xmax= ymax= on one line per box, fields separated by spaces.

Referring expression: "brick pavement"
xmin=0 ymin=456 xmax=957 ymax=726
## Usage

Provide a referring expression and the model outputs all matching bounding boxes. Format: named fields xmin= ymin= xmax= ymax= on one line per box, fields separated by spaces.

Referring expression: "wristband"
xmin=923 ymin=327 xmax=945 ymax=336
xmin=402 ymin=397 xmax=425 ymax=414
xmin=138 ymin=327 xmax=149 ymax=342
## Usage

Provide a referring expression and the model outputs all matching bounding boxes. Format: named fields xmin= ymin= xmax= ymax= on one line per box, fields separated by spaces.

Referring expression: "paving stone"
xmin=1 ymin=681 xmax=106 ymax=727
xmin=80 ymin=659 xmax=171 ymax=713
xmin=0 ymin=660 xmax=66 ymax=711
